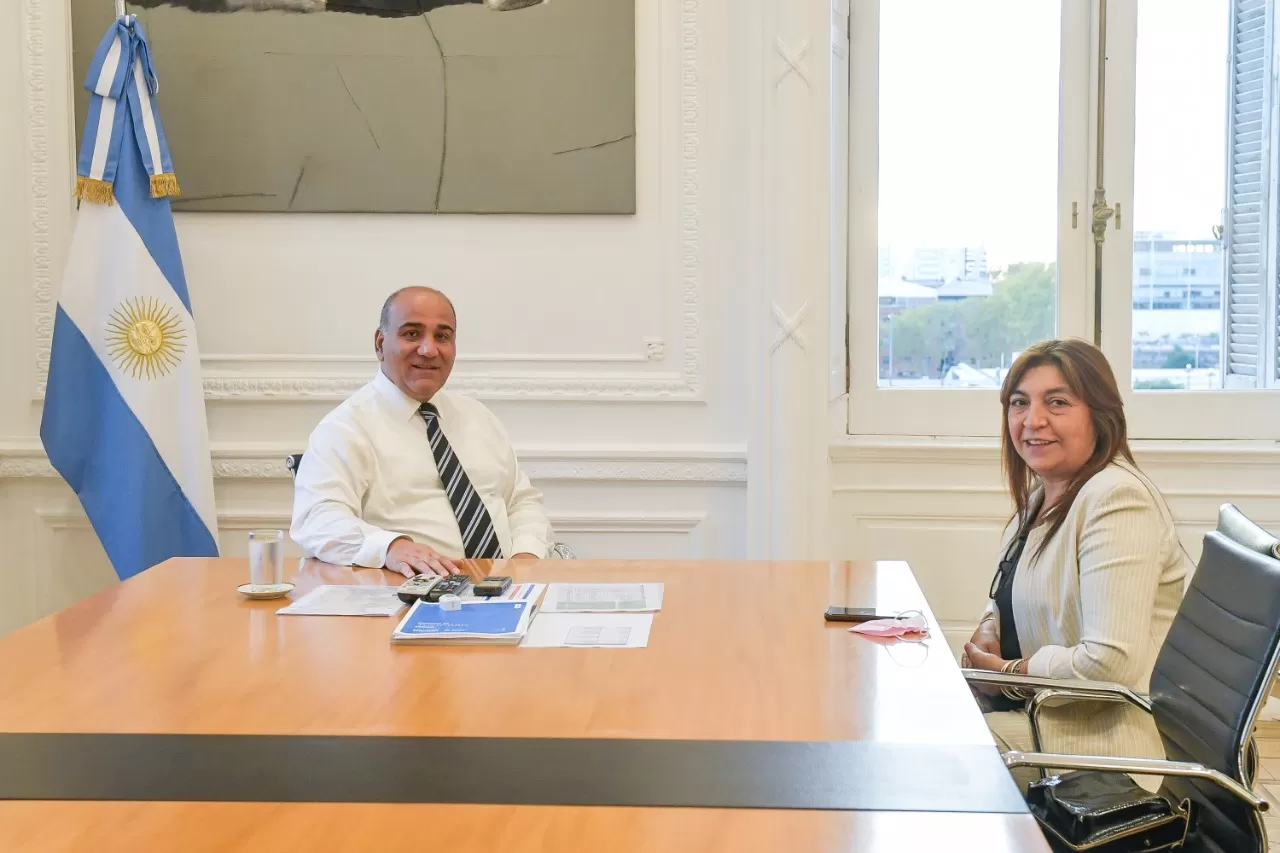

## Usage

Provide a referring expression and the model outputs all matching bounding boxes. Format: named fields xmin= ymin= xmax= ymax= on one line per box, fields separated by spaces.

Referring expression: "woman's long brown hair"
xmin=1000 ymin=339 xmax=1135 ymax=560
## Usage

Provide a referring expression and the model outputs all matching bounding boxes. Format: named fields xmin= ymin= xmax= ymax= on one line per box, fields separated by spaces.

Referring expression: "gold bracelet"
xmin=1000 ymin=658 xmax=1027 ymax=701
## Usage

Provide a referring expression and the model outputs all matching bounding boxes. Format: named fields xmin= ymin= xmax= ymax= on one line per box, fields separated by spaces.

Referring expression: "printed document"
xmin=541 ymin=583 xmax=663 ymax=613
xmin=521 ymin=613 xmax=653 ymax=648
xmin=276 ymin=585 xmax=405 ymax=617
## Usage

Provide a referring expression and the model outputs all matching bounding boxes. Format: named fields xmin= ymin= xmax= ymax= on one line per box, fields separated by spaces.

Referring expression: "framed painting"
xmin=70 ymin=0 xmax=636 ymax=213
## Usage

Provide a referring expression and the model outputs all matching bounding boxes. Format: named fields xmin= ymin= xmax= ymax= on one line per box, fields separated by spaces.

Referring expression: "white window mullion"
xmin=1096 ymin=0 xmax=1138 ymax=389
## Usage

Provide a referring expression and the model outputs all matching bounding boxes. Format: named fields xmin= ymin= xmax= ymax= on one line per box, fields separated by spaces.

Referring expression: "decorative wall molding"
xmin=523 ymin=456 xmax=745 ymax=484
xmin=197 ymin=372 xmax=696 ymax=402
xmin=830 ymin=437 xmax=1280 ymax=467
xmin=548 ymin=511 xmax=706 ymax=534
xmin=678 ymin=0 xmax=702 ymax=396
xmin=37 ymin=508 xmax=707 ymax=537
xmin=201 ymin=349 xmax=667 ymax=366
xmin=745 ymin=0 xmax=837 ymax=560
xmin=26 ymin=0 xmax=704 ymax=403
xmin=774 ymin=37 xmax=812 ymax=87
xmin=34 ymin=358 xmax=695 ymax=403
xmin=847 ymin=512 xmax=1008 ymax=525
xmin=34 ymin=507 xmax=106 ymax=532
xmin=0 ymin=442 xmax=748 ymax=484
xmin=832 ymin=481 xmax=1280 ymax=504
xmin=770 ymin=301 xmax=808 ymax=354
xmin=0 ymin=453 xmax=56 ymax=479
xmin=831 ymin=484 xmax=1006 ymax=496
xmin=25 ymin=0 xmax=54 ymax=388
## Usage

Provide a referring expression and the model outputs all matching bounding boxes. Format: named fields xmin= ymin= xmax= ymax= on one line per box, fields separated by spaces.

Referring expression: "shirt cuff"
xmin=510 ymin=535 xmax=549 ymax=559
xmin=355 ymin=529 xmax=406 ymax=568
xmin=1027 ymin=645 xmax=1070 ymax=679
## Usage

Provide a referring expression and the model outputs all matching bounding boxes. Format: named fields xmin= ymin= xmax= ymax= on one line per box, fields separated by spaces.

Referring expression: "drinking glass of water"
xmin=248 ymin=529 xmax=285 ymax=589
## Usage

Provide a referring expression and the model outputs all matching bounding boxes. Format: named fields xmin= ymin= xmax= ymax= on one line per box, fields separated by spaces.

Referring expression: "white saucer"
xmin=237 ymin=582 xmax=295 ymax=600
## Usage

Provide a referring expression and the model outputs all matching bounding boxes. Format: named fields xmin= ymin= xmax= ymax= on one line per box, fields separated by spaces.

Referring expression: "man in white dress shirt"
xmin=291 ymin=287 xmax=552 ymax=576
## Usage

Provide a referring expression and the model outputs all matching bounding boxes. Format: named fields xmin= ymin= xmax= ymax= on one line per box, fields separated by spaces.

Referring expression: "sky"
xmin=877 ymin=0 xmax=1228 ymax=269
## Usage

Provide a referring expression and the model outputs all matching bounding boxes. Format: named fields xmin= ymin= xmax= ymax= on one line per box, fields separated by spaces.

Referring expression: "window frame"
xmin=846 ymin=0 xmax=1092 ymax=437
xmin=1100 ymin=0 xmax=1280 ymax=439
xmin=845 ymin=0 xmax=1280 ymax=440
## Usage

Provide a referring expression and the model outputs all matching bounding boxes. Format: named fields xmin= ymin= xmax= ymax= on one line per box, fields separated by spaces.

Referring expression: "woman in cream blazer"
xmin=962 ymin=339 xmax=1192 ymax=791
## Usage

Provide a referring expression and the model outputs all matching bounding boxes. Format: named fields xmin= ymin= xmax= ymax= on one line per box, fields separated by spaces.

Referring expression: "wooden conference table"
xmin=0 ymin=558 xmax=1049 ymax=852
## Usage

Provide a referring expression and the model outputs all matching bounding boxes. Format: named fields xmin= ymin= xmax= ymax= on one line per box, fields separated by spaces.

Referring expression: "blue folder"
xmin=392 ymin=599 xmax=533 ymax=642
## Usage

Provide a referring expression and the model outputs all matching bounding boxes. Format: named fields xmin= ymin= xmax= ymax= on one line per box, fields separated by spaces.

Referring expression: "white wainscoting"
xmin=830 ymin=437 xmax=1280 ymax=657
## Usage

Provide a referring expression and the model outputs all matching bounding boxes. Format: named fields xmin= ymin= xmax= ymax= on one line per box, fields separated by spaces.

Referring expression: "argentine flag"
xmin=40 ymin=16 xmax=218 ymax=580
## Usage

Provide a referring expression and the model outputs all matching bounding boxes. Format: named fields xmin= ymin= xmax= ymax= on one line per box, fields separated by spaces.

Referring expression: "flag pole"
xmin=115 ymin=0 xmax=126 ymax=18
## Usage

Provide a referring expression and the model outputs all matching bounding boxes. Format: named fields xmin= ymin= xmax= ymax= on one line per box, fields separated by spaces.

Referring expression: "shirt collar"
xmin=372 ymin=369 xmax=444 ymax=423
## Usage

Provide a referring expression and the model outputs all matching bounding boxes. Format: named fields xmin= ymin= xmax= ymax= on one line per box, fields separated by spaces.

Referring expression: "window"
xmin=1105 ymin=0 xmax=1280 ymax=435
xmin=848 ymin=0 xmax=1091 ymax=435
xmin=847 ymin=0 xmax=1280 ymax=438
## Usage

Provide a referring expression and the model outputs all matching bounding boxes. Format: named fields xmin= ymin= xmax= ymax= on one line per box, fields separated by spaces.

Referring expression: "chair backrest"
xmin=1218 ymin=502 xmax=1280 ymax=559
xmin=285 ymin=454 xmax=303 ymax=480
xmin=1150 ymin=529 xmax=1280 ymax=853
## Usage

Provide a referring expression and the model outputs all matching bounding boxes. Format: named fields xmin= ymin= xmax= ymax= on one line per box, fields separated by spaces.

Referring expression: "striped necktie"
xmin=418 ymin=402 xmax=503 ymax=559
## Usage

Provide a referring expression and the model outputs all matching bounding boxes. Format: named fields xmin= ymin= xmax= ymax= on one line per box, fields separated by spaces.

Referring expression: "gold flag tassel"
xmin=74 ymin=176 xmax=116 ymax=206
xmin=149 ymin=172 xmax=181 ymax=199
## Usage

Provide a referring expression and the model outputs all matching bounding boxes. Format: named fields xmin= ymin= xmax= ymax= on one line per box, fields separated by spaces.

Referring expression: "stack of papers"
xmin=523 ymin=583 xmax=663 ymax=648
xmin=541 ymin=583 xmax=663 ymax=613
xmin=522 ymin=612 xmax=654 ymax=648
xmin=277 ymin=585 xmax=406 ymax=617
xmin=391 ymin=598 xmax=538 ymax=645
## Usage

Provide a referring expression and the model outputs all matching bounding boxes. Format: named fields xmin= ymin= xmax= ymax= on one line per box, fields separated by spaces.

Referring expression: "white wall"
xmin=3 ymin=0 xmax=842 ymax=636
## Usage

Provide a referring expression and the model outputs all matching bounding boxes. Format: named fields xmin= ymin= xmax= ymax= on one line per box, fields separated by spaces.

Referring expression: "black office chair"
xmin=964 ymin=529 xmax=1280 ymax=852
xmin=1218 ymin=502 xmax=1280 ymax=559
xmin=284 ymin=453 xmax=577 ymax=559
xmin=1216 ymin=502 xmax=1280 ymax=789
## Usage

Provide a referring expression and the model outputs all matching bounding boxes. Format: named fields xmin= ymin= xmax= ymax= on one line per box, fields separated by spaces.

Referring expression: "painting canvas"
xmin=70 ymin=0 xmax=636 ymax=214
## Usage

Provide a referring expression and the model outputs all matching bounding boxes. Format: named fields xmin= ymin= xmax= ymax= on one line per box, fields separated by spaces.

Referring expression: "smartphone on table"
xmin=823 ymin=606 xmax=889 ymax=623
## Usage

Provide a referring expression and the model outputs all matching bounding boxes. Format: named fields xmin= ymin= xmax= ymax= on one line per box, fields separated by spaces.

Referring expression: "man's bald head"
xmin=374 ymin=287 xmax=458 ymax=402
xmin=379 ymin=287 xmax=456 ymax=337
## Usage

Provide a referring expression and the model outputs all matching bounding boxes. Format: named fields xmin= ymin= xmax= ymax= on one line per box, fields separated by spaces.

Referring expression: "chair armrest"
xmin=960 ymin=669 xmax=1151 ymax=712
xmin=962 ymin=669 xmax=1152 ymax=758
xmin=550 ymin=542 xmax=576 ymax=559
xmin=1002 ymin=750 xmax=1268 ymax=813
